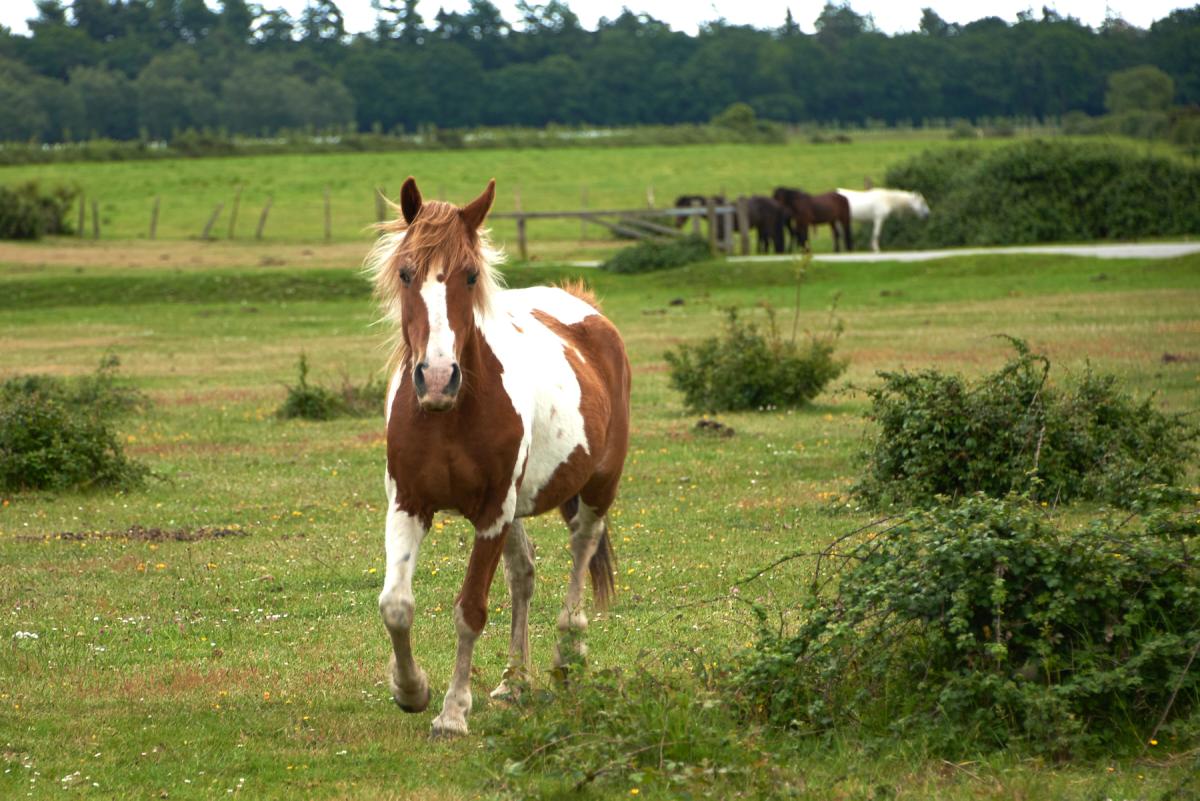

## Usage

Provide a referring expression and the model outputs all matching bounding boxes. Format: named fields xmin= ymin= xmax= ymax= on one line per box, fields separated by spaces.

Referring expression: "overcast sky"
xmin=0 ymin=0 xmax=1191 ymax=37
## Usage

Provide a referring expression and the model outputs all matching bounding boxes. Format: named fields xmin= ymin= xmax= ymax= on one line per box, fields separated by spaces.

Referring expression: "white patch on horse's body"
xmin=384 ymin=367 xmax=403 ymax=425
xmin=837 ymin=187 xmax=931 ymax=252
xmin=479 ymin=287 xmax=598 ymax=523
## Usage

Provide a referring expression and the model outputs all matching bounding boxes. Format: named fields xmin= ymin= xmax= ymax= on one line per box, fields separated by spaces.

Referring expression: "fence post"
xmin=706 ymin=196 xmax=718 ymax=254
xmin=513 ymin=187 xmax=528 ymax=261
xmin=580 ymin=186 xmax=587 ymax=242
xmin=77 ymin=196 xmax=85 ymax=238
xmin=91 ymin=199 xmax=100 ymax=240
xmin=256 ymin=196 xmax=273 ymax=241
xmin=149 ymin=196 xmax=160 ymax=240
xmin=201 ymin=203 xmax=223 ymax=240
xmin=722 ymin=207 xmax=735 ymax=254
xmin=227 ymin=186 xmax=242 ymax=240
xmin=323 ymin=186 xmax=332 ymax=243
xmin=736 ymin=196 xmax=750 ymax=255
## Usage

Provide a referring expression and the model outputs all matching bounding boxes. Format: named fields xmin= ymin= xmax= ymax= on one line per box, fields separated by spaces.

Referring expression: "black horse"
xmin=743 ymin=195 xmax=790 ymax=254
xmin=673 ymin=194 xmax=790 ymax=253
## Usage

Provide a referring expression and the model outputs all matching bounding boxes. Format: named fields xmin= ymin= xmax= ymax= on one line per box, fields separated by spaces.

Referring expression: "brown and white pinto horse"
xmin=365 ymin=177 xmax=631 ymax=737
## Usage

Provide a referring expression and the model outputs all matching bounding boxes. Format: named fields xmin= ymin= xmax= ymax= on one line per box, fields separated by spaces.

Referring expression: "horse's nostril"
xmin=414 ymin=362 xmax=427 ymax=395
xmin=447 ymin=363 xmax=461 ymax=395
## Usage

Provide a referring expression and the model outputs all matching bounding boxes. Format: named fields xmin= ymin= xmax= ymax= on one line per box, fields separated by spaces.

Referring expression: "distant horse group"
xmin=673 ymin=187 xmax=930 ymax=254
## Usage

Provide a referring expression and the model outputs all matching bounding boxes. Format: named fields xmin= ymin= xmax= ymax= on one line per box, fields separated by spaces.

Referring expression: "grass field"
xmin=0 ymin=133 xmax=1023 ymax=254
xmin=2 ymin=233 xmax=1199 ymax=798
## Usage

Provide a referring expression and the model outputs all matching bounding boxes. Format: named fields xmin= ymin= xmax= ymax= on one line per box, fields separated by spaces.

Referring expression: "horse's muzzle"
xmin=414 ymin=361 xmax=461 ymax=411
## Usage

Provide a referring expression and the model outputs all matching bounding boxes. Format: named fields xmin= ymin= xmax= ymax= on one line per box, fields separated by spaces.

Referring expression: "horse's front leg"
xmin=431 ymin=522 xmax=509 ymax=737
xmin=490 ymin=519 xmax=535 ymax=701
xmin=378 ymin=494 xmax=431 ymax=713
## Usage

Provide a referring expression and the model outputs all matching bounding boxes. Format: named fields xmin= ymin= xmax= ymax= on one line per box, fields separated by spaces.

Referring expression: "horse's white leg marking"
xmin=554 ymin=502 xmax=605 ymax=670
xmin=871 ymin=214 xmax=884 ymax=253
xmin=431 ymin=605 xmax=478 ymax=736
xmin=491 ymin=520 xmax=535 ymax=700
xmin=379 ymin=472 xmax=431 ymax=712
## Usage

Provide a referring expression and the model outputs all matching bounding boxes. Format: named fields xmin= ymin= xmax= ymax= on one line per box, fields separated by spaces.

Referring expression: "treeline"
xmin=0 ymin=0 xmax=1197 ymax=142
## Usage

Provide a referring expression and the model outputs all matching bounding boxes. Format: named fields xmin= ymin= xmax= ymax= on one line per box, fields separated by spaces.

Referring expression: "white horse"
xmin=836 ymin=188 xmax=930 ymax=253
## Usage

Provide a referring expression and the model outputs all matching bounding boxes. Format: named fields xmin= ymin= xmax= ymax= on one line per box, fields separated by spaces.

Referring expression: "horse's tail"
xmin=588 ymin=522 xmax=616 ymax=610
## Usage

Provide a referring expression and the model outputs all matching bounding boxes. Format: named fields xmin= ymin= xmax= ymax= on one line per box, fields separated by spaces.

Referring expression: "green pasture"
xmin=2 ymin=247 xmax=1199 ymax=798
xmin=0 ymin=134 xmax=1019 ymax=253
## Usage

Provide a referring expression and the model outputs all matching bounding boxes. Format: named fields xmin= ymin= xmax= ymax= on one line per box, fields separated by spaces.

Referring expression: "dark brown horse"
xmin=772 ymin=187 xmax=853 ymax=252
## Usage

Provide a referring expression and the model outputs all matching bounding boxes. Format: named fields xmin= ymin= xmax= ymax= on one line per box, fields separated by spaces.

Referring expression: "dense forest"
xmin=0 ymin=0 xmax=1197 ymax=142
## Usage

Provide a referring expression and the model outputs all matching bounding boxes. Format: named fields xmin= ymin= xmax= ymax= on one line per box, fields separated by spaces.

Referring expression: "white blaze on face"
xmin=420 ymin=279 xmax=457 ymax=372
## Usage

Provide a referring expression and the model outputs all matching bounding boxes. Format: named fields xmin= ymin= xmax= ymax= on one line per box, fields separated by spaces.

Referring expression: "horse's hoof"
xmin=390 ymin=664 xmax=431 ymax=713
xmin=430 ymin=715 xmax=469 ymax=738
xmin=488 ymin=681 xmax=522 ymax=704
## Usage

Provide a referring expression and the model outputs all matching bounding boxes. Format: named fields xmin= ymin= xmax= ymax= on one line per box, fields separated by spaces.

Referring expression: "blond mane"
xmin=364 ymin=198 xmax=505 ymax=371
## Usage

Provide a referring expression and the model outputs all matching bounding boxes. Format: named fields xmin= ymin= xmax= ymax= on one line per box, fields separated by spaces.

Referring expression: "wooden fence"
xmin=70 ymin=188 xmax=762 ymax=257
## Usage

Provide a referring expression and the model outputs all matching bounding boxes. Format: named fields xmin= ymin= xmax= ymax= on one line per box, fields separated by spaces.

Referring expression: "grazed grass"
xmin=1 ymin=249 xmax=1198 ymax=799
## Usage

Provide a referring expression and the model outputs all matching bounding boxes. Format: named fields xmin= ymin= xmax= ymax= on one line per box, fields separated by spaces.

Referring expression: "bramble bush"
xmin=599 ymin=235 xmax=712 ymax=274
xmin=665 ymin=304 xmax=846 ymax=413
xmin=276 ymin=353 xmax=386 ymax=421
xmin=480 ymin=663 xmax=778 ymax=799
xmin=875 ymin=139 xmax=1200 ymax=249
xmin=734 ymin=494 xmax=1200 ymax=756
xmin=0 ymin=354 xmax=148 ymax=491
xmin=0 ymin=180 xmax=77 ymax=239
xmin=852 ymin=338 xmax=1197 ymax=508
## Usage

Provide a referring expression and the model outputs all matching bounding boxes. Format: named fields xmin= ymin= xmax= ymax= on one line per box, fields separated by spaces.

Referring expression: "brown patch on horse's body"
xmin=386 ymin=333 xmax=523 ymax=529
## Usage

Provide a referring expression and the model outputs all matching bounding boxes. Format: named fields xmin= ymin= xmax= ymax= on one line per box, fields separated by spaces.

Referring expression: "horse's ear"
xmin=400 ymin=177 xmax=423 ymax=225
xmin=461 ymin=179 xmax=495 ymax=231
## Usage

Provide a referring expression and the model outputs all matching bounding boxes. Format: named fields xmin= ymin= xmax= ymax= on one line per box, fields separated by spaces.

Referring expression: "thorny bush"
xmin=735 ymin=494 xmax=1200 ymax=756
xmin=0 ymin=354 xmax=148 ymax=491
xmin=853 ymin=338 xmax=1197 ymax=508
xmin=665 ymin=304 xmax=846 ymax=413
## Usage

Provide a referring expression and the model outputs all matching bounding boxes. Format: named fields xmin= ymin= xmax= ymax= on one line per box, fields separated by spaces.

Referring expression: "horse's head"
xmin=910 ymin=192 xmax=931 ymax=219
xmin=369 ymin=177 xmax=500 ymax=413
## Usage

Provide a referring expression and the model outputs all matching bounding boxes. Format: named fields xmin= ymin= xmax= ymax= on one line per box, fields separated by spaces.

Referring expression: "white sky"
xmin=0 ymin=0 xmax=1190 ymax=37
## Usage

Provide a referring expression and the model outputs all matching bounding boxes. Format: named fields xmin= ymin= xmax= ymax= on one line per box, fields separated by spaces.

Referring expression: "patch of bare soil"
xmin=20 ymin=525 xmax=248 ymax=543
xmin=0 ymin=240 xmax=368 ymax=271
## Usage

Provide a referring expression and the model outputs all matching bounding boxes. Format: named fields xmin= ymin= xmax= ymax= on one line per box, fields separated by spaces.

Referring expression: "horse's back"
xmin=486 ymin=286 xmax=631 ymax=516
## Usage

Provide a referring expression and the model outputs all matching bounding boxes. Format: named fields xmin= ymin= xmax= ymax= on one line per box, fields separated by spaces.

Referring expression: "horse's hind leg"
xmin=871 ymin=216 xmax=883 ymax=253
xmin=489 ymin=519 xmax=535 ymax=701
xmin=553 ymin=496 xmax=614 ymax=675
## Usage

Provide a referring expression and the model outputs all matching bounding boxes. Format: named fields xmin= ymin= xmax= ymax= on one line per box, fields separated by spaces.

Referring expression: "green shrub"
xmin=853 ymin=338 xmax=1197 ymax=508
xmin=735 ymin=495 xmax=1200 ymax=755
xmin=0 ymin=355 xmax=148 ymax=491
xmin=877 ymin=139 xmax=1200 ymax=249
xmin=600 ymin=235 xmax=712 ymax=274
xmin=664 ymin=304 xmax=846 ymax=413
xmin=0 ymin=180 xmax=77 ymax=239
xmin=276 ymin=353 xmax=386 ymax=421
xmin=479 ymin=665 xmax=773 ymax=799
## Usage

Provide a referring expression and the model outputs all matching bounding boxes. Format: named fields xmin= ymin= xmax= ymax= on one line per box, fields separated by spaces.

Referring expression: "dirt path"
xmin=730 ymin=241 xmax=1200 ymax=263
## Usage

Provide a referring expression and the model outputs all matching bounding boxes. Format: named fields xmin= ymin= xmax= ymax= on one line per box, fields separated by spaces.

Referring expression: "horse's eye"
xmin=466 ymin=272 xmax=478 ymax=286
xmin=399 ymin=269 xmax=413 ymax=288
